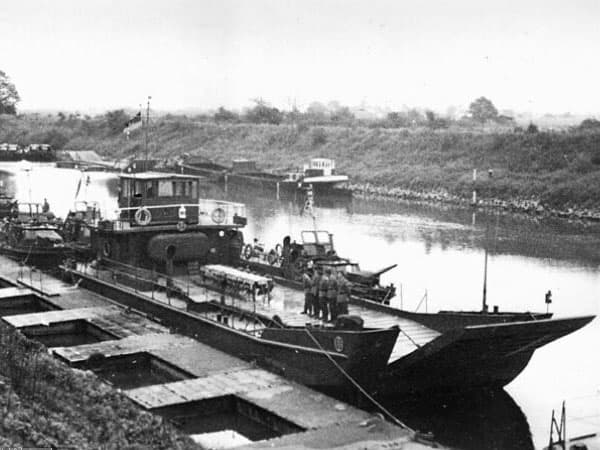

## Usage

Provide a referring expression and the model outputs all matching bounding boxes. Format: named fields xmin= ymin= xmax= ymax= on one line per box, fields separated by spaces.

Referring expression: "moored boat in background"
xmin=0 ymin=202 xmax=69 ymax=267
xmin=242 ymin=229 xmax=397 ymax=303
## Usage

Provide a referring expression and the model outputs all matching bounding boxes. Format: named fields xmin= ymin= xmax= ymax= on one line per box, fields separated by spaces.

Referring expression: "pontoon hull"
xmin=65 ymin=267 xmax=399 ymax=392
xmin=379 ymin=315 xmax=595 ymax=397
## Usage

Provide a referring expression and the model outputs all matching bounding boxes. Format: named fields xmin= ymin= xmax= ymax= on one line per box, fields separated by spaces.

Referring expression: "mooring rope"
xmin=304 ymin=327 xmax=415 ymax=434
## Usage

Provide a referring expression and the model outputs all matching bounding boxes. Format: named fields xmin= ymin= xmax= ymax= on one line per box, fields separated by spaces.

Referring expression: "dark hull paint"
xmin=65 ymin=267 xmax=399 ymax=392
xmin=380 ymin=315 xmax=595 ymax=396
xmin=64 ymin=267 xmax=594 ymax=397
xmin=0 ymin=245 xmax=70 ymax=267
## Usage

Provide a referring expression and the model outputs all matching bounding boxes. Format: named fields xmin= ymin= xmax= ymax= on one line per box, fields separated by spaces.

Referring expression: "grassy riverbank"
xmin=2 ymin=114 xmax=600 ymax=211
xmin=0 ymin=321 xmax=198 ymax=449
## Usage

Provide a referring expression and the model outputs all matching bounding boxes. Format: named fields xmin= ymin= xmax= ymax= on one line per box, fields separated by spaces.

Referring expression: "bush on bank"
xmin=1 ymin=114 xmax=599 ymax=210
xmin=0 ymin=321 xmax=199 ymax=449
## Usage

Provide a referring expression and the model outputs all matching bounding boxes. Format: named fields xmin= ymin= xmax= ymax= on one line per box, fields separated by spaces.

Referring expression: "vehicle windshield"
xmin=301 ymin=231 xmax=317 ymax=244
xmin=23 ymin=229 xmax=63 ymax=242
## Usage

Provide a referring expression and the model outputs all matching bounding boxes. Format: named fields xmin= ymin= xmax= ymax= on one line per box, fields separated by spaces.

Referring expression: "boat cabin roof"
xmin=119 ymin=171 xmax=199 ymax=181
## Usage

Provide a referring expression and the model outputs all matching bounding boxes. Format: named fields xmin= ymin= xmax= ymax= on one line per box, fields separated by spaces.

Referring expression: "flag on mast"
xmin=123 ymin=111 xmax=142 ymax=137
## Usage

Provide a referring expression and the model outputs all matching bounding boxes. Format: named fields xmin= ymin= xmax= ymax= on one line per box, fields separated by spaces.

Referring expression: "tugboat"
xmin=242 ymin=230 xmax=397 ymax=303
xmin=91 ymin=171 xmax=246 ymax=277
xmin=0 ymin=202 xmax=69 ymax=267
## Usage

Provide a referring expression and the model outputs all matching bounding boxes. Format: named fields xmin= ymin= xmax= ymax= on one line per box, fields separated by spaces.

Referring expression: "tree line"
xmin=3 ymin=68 xmax=600 ymax=135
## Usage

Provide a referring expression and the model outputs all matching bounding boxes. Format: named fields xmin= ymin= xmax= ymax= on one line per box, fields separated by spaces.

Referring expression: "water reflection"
xmin=385 ymin=390 xmax=534 ymax=450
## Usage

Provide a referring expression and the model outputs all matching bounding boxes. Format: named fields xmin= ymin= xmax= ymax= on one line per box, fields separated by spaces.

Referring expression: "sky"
xmin=1 ymin=0 xmax=600 ymax=115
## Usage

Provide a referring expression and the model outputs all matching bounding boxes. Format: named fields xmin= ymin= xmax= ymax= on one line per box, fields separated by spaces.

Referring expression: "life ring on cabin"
xmin=102 ymin=241 xmax=111 ymax=257
xmin=211 ymin=207 xmax=226 ymax=224
xmin=134 ymin=207 xmax=152 ymax=226
xmin=243 ymin=244 xmax=253 ymax=260
xmin=176 ymin=220 xmax=187 ymax=232
xmin=275 ymin=243 xmax=283 ymax=257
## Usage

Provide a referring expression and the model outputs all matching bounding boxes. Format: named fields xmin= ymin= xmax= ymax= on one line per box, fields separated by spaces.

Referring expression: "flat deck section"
xmin=70 ymin=264 xmax=440 ymax=363
xmin=2 ymin=306 xmax=119 ymax=328
xmin=127 ymin=369 xmax=372 ymax=431
xmin=180 ymin=275 xmax=441 ymax=363
xmin=54 ymin=332 xmax=249 ymax=377
xmin=0 ymin=286 xmax=35 ymax=300
xmin=2 ymin=305 xmax=168 ymax=337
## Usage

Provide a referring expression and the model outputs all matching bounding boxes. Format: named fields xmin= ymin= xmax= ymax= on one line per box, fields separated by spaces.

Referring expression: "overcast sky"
xmin=1 ymin=0 xmax=599 ymax=114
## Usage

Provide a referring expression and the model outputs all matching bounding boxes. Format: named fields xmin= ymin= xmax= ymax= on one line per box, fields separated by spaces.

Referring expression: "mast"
xmin=144 ymin=96 xmax=151 ymax=164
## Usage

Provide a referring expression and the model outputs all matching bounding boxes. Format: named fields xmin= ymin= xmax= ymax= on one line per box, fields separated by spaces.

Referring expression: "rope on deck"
xmin=304 ymin=327 xmax=415 ymax=434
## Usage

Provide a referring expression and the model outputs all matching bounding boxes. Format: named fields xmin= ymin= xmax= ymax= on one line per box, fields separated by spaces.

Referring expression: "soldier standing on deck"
xmin=319 ymin=269 xmax=330 ymax=321
xmin=327 ymin=270 xmax=339 ymax=322
xmin=311 ymin=269 xmax=321 ymax=318
xmin=302 ymin=269 xmax=313 ymax=315
xmin=337 ymin=273 xmax=350 ymax=316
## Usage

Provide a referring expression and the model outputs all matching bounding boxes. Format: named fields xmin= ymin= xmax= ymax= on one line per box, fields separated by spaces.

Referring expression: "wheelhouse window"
xmin=170 ymin=180 xmax=198 ymax=198
xmin=134 ymin=180 xmax=145 ymax=197
xmin=158 ymin=180 xmax=173 ymax=197
xmin=145 ymin=181 xmax=155 ymax=198
xmin=316 ymin=231 xmax=330 ymax=244
xmin=121 ymin=179 xmax=132 ymax=198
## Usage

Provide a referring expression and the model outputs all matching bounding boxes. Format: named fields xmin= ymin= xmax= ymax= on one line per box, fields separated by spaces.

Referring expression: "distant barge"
xmin=178 ymin=157 xmax=352 ymax=199
xmin=0 ymin=143 xmax=56 ymax=162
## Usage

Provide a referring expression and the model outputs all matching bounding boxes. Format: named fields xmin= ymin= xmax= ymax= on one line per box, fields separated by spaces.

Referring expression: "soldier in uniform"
xmin=318 ymin=269 xmax=330 ymax=321
xmin=301 ymin=269 xmax=313 ymax=315
xmin=336 ymin=273 xmax=350 ymax=316
xmin=311 ymin=268 xmax=321 ymax=318
xmin=327 ymin=270 xmax=339 ymax=322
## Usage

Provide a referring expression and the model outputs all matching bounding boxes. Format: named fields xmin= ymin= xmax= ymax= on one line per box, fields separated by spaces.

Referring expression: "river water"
xmin=1 ymin=162 xmax=598 ymax=449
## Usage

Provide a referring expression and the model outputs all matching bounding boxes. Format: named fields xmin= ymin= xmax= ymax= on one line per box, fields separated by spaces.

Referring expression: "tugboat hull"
xmin=93 ymin=226 xmax=243 ymax=274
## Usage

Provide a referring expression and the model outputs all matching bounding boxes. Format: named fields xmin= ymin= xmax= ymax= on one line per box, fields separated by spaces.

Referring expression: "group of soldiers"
xmin=301 ymin=267 xmax=351 ymax=322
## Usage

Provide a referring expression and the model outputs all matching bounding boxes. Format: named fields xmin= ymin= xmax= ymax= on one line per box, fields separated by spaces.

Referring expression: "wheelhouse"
xmin=112 ymin=172 xmax=246 ymax=229
xmin=118 ymin=172 xmax=200 ymax=226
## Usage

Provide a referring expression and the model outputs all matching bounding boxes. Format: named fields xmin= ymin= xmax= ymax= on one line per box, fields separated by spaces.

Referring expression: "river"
xmin=1 ymin=162 xmax=598 ymax=450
